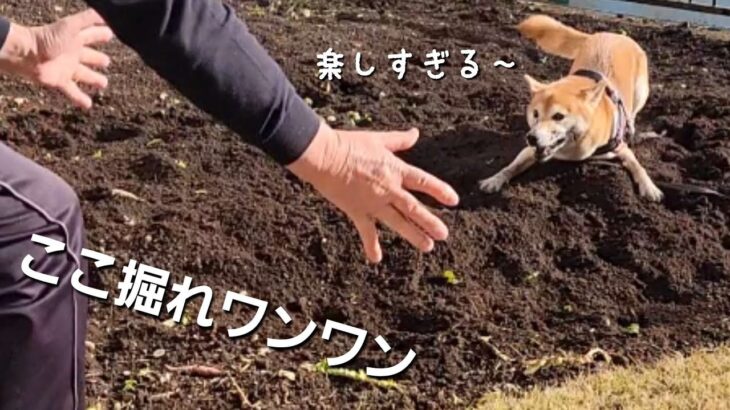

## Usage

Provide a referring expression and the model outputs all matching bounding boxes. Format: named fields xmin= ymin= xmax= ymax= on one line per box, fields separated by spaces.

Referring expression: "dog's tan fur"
xmin=479 ymin=15 xmax=663 ymax=201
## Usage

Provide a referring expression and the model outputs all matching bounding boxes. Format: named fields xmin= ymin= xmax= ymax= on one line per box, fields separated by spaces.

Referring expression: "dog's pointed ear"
xmin=524 ymin=74 xmax=546 ymax=94
xmin=581 ymin=80 xmax=608 ymax=106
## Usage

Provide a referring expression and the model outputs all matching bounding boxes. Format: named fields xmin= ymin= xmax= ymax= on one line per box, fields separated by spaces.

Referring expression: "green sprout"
xmin=524 ymin=271 xmax=541 ymax=284
xmin=162 ymin=313 xmax=192 ymax=328
xmin=623 ymin=323 xmax=641 ymax=336
xmin=122 ymin=379 xmax=137 ymax=392
xmin=442 ymin=270 xmax=461 ymax=285
xmin=313 ymin=359 xmax=403 ymax=392
xmin=247 ymin=5 xmax=267 ymax=17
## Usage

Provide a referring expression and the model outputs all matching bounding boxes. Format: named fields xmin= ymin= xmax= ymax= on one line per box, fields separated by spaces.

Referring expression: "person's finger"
xmin=80 ymin=26 xmax=115 ymax=46
xmin=379 ymin=128 xmax=420 ymax=152
xmin=352 ymin=215 xmax=382 ymax=263
xmin=74 ymin=65 xmax=108 ymax=89
xmin=402 ymin=165 xmax=460 ymax=206
xmin=377 ymin=206 xmax=434 ymax=253
xmin=390 ymin=190 xmax=449 ymax=241
xmin=340 ymin=128 xmax=420 ymax=152
xmin=80 ymin=47 xmax=111 ymax=69
xmin=66 ymin=9 xmax=107 ymax=30
xmin=59 ymin=81 xmax=92 ymax=110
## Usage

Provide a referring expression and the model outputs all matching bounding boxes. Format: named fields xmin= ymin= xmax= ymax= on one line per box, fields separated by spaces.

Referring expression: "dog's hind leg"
xmin=479 ymin=147 xmax=537 ymax=193
xmin=629 ymin=57 xmax=651 ymax=137
xmin=632 ymin=51 xmax=651 ymax=118
xmin=632 ymin=75 xmax=650 ymax=119
xmin=629 ymin=57 xmax=652 ymax=139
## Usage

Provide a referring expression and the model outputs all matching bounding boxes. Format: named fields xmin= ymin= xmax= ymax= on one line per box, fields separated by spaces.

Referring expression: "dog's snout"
xmin=526 ymin=133 xmax=538 ymax=147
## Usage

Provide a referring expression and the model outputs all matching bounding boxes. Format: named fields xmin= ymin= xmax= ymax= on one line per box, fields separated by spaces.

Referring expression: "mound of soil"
xmin=1 ymin=0 xmax=728 ymax=408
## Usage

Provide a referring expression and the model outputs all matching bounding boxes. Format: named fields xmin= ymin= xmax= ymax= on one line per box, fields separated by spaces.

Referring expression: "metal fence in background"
xmin=608 ymin=0 xmax=730 ymax=15
xmin=550 ymin=0 xmax=730 ymax=27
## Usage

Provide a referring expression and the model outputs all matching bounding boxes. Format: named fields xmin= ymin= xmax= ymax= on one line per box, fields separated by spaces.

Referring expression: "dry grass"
xmin=477 ymin=346 xmax=730 ymax=410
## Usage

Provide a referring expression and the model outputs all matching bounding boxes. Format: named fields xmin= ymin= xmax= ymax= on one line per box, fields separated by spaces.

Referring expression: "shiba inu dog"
xmin=479 ymin=15 xmax=663 ymax=202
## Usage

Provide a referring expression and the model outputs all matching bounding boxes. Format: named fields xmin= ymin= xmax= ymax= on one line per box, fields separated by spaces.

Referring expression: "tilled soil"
xmin=1 ymin=0 xmax=729 ymax=409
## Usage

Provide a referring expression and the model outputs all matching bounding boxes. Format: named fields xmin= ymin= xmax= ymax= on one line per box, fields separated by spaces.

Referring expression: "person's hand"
xmin=0 ymin=9 xmax=114 ymax=109
xmin=288 ymin=121 xmax=460 ymax=263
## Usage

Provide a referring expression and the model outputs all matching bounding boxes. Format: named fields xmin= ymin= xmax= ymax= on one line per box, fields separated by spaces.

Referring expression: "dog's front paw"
xmin=639 ymin=180 xmax=664 ymax=202
xmin=479 ymin=174 xmax=508 ymax=194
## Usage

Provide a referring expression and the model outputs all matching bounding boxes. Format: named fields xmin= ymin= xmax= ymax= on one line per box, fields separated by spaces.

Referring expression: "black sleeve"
xmin=83 ymin=0 xmax=321 ymax=165
xmin=0 ymin=17 xmax=10 ymax=50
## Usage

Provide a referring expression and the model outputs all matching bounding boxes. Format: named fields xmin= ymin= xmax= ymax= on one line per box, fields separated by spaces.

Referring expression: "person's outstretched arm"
xmin=85 ymin=0 xmax=318 ymax=164
xmin=0 ymin=5 xmax=460 ymax=263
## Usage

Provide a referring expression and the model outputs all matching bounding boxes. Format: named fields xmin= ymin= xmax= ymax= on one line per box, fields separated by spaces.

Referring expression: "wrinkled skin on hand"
xmin=0 ymin=9 xmax=113 ymax=109
xmin=288 ymin=121 xmax=460 ymax=263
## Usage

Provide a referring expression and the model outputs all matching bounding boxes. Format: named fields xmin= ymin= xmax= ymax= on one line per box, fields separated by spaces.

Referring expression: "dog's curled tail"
xmin=517 ymin=15 xmax=589 ymax=60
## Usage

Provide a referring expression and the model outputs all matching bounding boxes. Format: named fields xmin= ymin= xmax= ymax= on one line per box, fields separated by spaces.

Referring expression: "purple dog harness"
xmin=573 ymin=69 xmax=632 ymax=156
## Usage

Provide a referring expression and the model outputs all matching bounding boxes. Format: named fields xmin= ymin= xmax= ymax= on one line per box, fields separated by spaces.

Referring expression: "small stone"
xmin=123 ymin=215 xmax=136 ymax=226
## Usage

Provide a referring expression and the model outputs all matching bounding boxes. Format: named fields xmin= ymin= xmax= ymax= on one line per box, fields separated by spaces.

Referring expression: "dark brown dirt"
xmin=1 ymin=0 xmax=729 ymax=409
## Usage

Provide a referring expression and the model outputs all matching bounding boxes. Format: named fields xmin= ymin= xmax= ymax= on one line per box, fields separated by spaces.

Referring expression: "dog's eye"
xmin=552 ymin=113 xmax=565 ymax=121
xmin=533 ymin=110 xmax=539 ymax=119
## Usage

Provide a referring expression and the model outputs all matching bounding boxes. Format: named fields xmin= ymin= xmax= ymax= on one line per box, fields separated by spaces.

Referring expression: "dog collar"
xmin=573 ymin=69 xmax=629 ymax=156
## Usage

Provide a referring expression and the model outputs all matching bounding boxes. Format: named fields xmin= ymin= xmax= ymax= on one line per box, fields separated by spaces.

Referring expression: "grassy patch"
xmin=477 ymin=346 xmax=730 ymax=410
